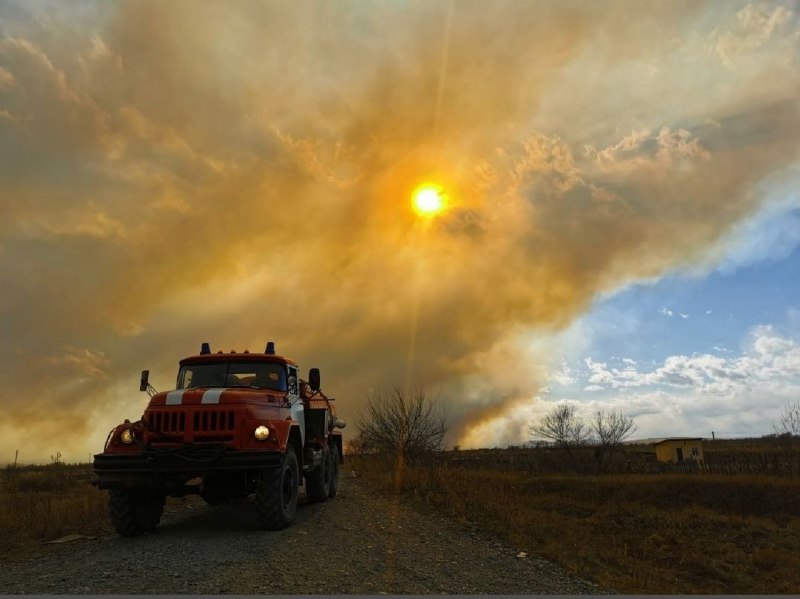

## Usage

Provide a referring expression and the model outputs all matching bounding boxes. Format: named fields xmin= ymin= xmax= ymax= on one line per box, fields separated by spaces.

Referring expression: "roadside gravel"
xmin=0 ymin=476 xmax=611 ymax=594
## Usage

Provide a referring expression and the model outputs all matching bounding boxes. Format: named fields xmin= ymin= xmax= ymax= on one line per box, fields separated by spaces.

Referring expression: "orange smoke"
xmin=0 ymin=1 xmax=798 ymax=461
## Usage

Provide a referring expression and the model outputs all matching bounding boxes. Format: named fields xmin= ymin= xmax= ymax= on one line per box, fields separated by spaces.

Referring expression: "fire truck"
xmin=93 ymin=342 xmax=345 ymax=535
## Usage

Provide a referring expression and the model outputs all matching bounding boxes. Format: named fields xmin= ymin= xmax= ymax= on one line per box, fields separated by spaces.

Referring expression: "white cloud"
xmin=660 ymin=307 xmax=674 ymax=317
xmin=550 ymin=360 xmax=575 ymax=386
xmin=582 ymin=338 xmax=795 ymax=392
xmin=566 ymin=326 xmax=800 ymax=437
xmin=584 ymin=357 xmax=615 ymax=385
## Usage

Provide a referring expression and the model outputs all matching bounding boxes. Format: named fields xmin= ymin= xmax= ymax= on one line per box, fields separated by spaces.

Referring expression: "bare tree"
xmin=592 ymin=410 xmax=636 ymax=471
xmin=775 ymin=400 xmax=800 ymax=437
xmin=530 ymin=404 xmax=590 ymax=468
xmin=357 ymin=387 xmax=448 ymax=463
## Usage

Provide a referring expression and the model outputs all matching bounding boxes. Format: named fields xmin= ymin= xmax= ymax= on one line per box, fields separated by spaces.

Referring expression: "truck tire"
xmin=256 ymin=449 xmax=299 ymax=530
xmin=328 ymin=443 xmax=340 ymax=498
xmin=108 ymin=488 xmax=165 ymax=536
xmin=305 ymin=445 xmax=331 ymax=503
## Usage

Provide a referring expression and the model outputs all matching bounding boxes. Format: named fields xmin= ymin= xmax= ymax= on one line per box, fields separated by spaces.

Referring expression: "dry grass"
xmin=349 ymin=455 xmax=800 ymax=594
xmin=0 ymin=464 xmax=107 ymax=558
xmin=4 ymin=455 xmax=799 ymax=593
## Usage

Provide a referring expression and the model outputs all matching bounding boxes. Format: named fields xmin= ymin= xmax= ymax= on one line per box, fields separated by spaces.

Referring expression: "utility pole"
xmin=13 ymin=449 xmax=18 ymax=468
xmin=712 ymin=431 xmax=715 ymax=440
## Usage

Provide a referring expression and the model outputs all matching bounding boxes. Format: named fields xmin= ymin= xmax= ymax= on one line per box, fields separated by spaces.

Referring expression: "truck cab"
xmin=93 ymin=341 xmax=344 ymax=535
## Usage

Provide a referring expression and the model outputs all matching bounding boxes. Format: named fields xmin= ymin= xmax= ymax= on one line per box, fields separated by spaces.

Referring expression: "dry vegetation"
xmin=349 ymin=452 xmax=800 ymax=594
xmin=3 ymin=442 xmax=799 ymax=593
xmin=0 ymin=463 xmax=107 ymax=559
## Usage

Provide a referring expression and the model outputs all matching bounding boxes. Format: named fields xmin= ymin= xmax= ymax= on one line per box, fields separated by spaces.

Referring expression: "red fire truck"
xmin=93 ymin=341 xmax=345 ymax=535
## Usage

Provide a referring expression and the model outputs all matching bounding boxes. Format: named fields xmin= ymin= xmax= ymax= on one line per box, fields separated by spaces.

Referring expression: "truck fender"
xmin=287 ymin=426 xmax=303 ymax=471
xmin=290 ymin=400 xmax=305 ymax=446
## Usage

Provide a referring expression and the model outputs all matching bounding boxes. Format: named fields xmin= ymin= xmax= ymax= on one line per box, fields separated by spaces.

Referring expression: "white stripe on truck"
xmin=201 ymin=388 xmax=225 ymax=404
xmin=165 ymin=390 xmax=185 ymax=405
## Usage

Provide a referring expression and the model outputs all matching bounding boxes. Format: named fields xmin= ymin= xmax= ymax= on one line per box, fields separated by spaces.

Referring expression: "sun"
xmin=412 ymin=183 xmax=447 ymax=217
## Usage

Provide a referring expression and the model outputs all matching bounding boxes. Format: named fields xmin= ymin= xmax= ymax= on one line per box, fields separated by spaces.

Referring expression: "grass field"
xmin=0 ymin=464 xmax=107 ymax=559
xmin=3 ymin=453 xmax=799 ymax=593
xmin=349 ymin=454 xmax=800 ymax=594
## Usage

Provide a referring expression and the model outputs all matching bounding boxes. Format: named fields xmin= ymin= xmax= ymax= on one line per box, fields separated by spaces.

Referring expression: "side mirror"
xmin=309 ymin=368 xmax=321 ymax=391
xmin=139 ymin=370 xmax=150 ymax=392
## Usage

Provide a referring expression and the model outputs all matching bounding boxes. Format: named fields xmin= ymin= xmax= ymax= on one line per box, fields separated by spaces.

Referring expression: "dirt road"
xmin=0 ymin=477 xmax=609 ymax=594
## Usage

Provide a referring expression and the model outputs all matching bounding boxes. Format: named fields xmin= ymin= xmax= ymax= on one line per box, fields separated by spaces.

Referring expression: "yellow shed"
xmin=653 ymin=438 xmax=704 ymax=463
xmin=625 ymin=437 xmax=706 ymax=463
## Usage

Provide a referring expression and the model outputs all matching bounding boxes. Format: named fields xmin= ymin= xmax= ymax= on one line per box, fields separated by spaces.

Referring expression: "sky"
xmin=1 ymin=0 xmax=799 ymax=463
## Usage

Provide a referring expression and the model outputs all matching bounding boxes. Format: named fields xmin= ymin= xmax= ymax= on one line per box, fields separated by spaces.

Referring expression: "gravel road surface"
xmin=1 ymin=477 xmax=610 ymax=594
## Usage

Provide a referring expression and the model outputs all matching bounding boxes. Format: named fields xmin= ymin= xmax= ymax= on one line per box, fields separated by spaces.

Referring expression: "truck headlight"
xmin=120 ymin=428 xmax=135 ymax=444
xmin=254 ymin=425 xmax=270 ymax=441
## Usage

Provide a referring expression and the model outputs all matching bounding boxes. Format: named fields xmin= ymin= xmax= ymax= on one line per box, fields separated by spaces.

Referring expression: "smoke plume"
xmin=1 ymin=0 xmax=798 ymax=462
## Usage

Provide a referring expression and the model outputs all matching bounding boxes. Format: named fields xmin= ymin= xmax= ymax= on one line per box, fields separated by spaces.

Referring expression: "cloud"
xmin=656 ymin=127 xmax=711 ymax=164
xmin=582 ymin=326 xmax=800 ymax=394
xmin=586 ymin=126 xmax=711 ymax=176
xmin=1 ymin=1 xmax=800 ymax=460
xmin=549 ymin=360 xmax=575 ymax=386
xmin=541 ymin=326 xmax=800 ymax=439
xmin=715 ymin=4 xmax=794 ymax=66
xmin=594 ymin=129 xmax=651 ymax=164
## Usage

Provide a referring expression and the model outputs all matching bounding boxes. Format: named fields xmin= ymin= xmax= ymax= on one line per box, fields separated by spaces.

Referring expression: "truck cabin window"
xmin=178 ymin=362 xmax=288 ymax=391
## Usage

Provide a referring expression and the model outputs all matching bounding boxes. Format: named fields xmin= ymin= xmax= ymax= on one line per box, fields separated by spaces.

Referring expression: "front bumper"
xmin=93 ymin=446 xmax=283 ymax=488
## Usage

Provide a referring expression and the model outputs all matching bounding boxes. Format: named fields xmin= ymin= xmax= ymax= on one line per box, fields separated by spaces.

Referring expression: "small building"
xmin=625 ymin=437 xmax=705 ymax=464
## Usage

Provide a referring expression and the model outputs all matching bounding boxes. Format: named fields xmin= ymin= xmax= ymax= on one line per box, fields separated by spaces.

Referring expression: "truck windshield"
xmin=177 ymin=361 xmax=287 ymax=391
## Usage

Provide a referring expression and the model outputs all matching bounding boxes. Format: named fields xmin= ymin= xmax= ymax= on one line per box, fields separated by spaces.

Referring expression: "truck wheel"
xmin=328 ymin=443 xmax=340 ymax=498
xmin=256 ymin=450 xmax=299 ymax=530
xmin=305 ymin=445 xmax=331 ymax=503
xmin=108 ymin=488 xmax=165 ymax=536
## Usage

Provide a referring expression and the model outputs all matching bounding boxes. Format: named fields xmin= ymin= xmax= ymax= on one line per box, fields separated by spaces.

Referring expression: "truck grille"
xmin=147 ymin=409 xmax=237 ymax=442
xmin=193 ymin=410 xmax=236 ymax=433
xmin=148 ymin=411 xmax=183 ymax=433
